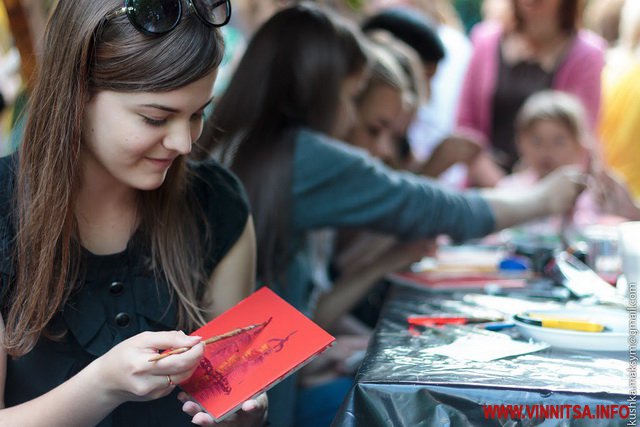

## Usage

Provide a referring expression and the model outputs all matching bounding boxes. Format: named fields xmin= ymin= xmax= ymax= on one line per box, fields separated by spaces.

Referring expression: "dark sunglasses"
xmin=106 ymin=0 xmax=231 ymax=35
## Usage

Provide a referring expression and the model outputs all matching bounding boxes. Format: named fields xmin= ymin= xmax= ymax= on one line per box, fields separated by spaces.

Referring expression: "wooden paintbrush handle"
xmin=148 ymin=320 xmax=270 ymax=362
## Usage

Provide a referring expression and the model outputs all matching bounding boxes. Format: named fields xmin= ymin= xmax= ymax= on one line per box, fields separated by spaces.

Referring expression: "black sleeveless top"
xmin=0 ymin=154 xmax=250 ymax=426
xmin=491 ymin=41 xmax=556 ymax=172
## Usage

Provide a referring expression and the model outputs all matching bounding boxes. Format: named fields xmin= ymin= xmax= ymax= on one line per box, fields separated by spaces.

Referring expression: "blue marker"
xmin=483 ymin=322 xmax=516 ymax=331
xmin=499 ymin=256 xmax=530 ymax=271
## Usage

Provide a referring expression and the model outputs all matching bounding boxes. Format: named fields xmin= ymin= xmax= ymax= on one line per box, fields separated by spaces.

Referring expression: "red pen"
xmin=406 ymin=315 xmax=499 ymax=326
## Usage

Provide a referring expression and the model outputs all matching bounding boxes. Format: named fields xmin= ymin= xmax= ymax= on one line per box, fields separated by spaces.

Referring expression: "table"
xmin=332 ymin=285 xmax=633 ymax=427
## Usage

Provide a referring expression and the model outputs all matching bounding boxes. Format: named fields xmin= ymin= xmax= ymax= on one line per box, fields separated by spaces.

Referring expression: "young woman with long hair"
xmin=0 ymin=1 xmax=265 ymax=425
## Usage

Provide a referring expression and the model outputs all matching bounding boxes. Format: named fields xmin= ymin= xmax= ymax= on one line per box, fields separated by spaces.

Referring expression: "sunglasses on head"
xmin=106 ymin=0 xmax=231 ymax=35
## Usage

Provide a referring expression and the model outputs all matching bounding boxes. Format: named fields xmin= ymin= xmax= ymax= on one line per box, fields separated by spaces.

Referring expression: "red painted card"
xmin=179 ymin=287 xmax=335 ymax=421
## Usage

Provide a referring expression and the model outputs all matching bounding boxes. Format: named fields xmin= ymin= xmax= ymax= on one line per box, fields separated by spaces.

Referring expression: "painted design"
xmin=183 ymin=318 xmax=297 ymax=398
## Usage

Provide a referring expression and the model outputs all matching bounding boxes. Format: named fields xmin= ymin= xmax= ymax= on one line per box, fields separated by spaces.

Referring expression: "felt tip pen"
xmin=514 ymin=314 xmax=606 ymax=333
xmin=483 ymin=322 xmax=516 ymax=331
xmin=407 ymin=315 xmax=500 ymax=326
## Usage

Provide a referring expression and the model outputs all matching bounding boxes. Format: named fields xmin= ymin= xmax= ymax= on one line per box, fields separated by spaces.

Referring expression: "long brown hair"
xmin=197 ymin=3 xmax=368 ymax=285
xmin=6 ymin=0 xmax=224 ymax=356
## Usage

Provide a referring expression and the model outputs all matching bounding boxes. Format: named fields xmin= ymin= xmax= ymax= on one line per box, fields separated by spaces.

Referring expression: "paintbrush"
xmin=148 ymin=319 xmax=271 ymax=362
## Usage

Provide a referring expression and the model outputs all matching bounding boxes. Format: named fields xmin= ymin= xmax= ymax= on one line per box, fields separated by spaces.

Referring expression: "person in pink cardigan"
xmin=457 ymin=0 xmax=606 ymax=187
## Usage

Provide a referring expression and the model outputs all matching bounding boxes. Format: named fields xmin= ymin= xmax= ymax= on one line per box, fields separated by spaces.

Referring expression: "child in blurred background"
xmin=498 ymin=90 xmax=639 ymax=235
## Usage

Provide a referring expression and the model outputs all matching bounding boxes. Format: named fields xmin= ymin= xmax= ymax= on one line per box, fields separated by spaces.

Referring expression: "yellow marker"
xmin=538 ymin=318 xmax=605 ymax=332
xmin=515 ymin=314 xmax=606 ymax=333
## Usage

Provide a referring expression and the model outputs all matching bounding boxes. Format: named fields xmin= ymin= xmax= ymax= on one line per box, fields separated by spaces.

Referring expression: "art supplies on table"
xmin=153 ymin=287 xmax=335 ymax=422
xmin=389 ymin=245 xmax=531 ymax=292
xmin=462 ymin=294 xmax=568 ymax=316
xmin=485 ymin=277 xmax=572 ymax=302
xmin=388 ymin=271 xmax=528 ymax=292
xmin=547 ymin=251 xmax=625 ymax=307
xmin=409 ymin=244 xmax=508 ymax=274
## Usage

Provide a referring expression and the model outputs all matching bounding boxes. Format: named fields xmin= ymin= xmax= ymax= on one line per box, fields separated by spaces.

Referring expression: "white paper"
xmin=425 ymin=334 xmax=549 ymax=362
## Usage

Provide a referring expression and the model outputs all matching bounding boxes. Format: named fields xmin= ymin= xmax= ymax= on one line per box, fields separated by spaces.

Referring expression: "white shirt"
xmin=408 ymin=24 xmax=472 ymax=189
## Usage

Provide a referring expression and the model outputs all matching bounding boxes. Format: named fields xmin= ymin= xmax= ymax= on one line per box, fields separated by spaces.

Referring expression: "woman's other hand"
xmin=179 ymin=391 xmax=268 ymax=426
